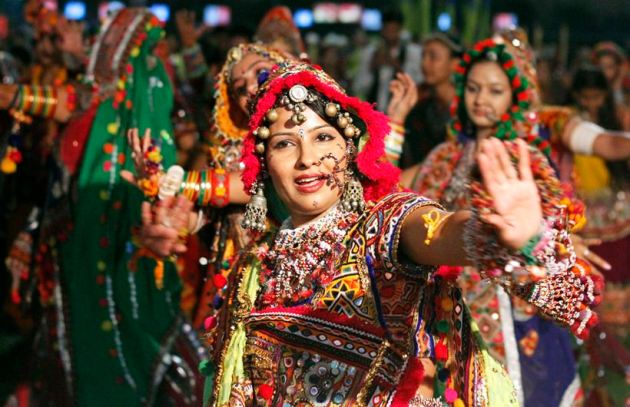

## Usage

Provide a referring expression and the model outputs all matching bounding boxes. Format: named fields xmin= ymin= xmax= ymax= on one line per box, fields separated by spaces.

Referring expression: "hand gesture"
xmin=477 ymin=138 xmax=542 ymax=250
xmin=121 ymin=128 xmax=153 ymax=186
xmin=175 ymin=10 xmax=209 ymax=48
xmin=571 ymin=234 xmax=611 ymax=272
xmin=387 ymin=72 xmax=418 ymax=125
xmin=138 ymin=197 xmax=194 ymax=257
xmin=56 ymin=17 xmax=85 ymax=57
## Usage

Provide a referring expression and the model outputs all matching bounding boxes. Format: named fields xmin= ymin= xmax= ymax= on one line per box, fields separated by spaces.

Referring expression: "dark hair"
xmin=568 ymin=65 xmax=620 ymax=130
xmin=382 ymin=8 xmax=404 ymax=25
xmin=594 ymin=49 xmax=625 ymax=65
xmin=457 ymin=54 xmax=517 ymax=137
xmin=306 ymin=89 xmax=366 ymax=136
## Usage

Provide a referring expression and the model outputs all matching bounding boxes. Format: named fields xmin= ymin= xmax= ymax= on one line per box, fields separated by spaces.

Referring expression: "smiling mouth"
xmin=294 ymin=174 xmax=328 ymax=192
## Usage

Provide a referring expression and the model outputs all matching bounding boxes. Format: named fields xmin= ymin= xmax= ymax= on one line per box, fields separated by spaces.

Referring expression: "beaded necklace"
xmin=259 ymin=204 xmax=356 ymax=307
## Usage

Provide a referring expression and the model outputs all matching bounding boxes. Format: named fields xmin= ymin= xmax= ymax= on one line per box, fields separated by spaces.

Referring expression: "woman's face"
xmin=574 ymin=87 xmax=607 ymax=117
xmin=230 ymin=52 xmax=275 ymax=114
xmin=464 ymin=61 xmax=513 ymax=130
xmin=266 ymin=105 xmax=348 ymax=226
xmin=422 ymin=40 xmax=456 ymax=86
xmin=597 ymin=54 xmax=621 ymax=84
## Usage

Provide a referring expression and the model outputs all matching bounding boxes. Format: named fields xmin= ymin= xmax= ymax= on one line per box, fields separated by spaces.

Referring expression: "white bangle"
xmin=190 ymin=210 xmax=205 ymax=235
xmin=569 ymin=121 xmax=603 ymax=155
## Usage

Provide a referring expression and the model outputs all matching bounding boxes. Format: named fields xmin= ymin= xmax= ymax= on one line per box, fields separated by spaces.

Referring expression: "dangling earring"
xmin=242 ymin=181 xmax=267 ymax=232
xmin=341 ymin=169 xmax=365 ymax=213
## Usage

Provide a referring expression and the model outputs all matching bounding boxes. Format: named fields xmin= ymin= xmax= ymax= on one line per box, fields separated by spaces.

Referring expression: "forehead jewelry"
xmin=298 ymin=128 xmax=305 ymax=138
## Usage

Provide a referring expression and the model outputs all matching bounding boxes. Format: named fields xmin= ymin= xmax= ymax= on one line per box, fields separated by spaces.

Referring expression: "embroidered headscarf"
xmin=241 ymin=62 xmax=400 ymax=201
xmin=449 ymin=38 xmax=550 ymax=155
xmin=211 ymin=43 xmax=288 ymax=145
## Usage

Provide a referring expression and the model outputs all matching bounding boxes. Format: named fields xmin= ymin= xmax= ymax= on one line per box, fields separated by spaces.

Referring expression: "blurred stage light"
xmin=437 ymin=12 xmax=452 ymax=31
xmin=149 ymin=3 xmax=170 ymax=23
xmin=64 ymin=1 xmax=86 ymax=20
xmin=294 ymin=9 xmax=314 ymax=29
xmin=361 ymin=9 xmax=382 ymax=31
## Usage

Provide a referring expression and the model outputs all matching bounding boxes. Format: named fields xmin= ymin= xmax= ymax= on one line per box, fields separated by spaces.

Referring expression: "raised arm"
xmin=399 ymin=137 xmax=601 ymax=338
xmin=400 ymin=138 xmax=541 ymax=266
xmin=123 ymin=128 xmax=250 ymax=206
xmin=562 ymin=117 xmax=630 ymax=160
xmin=0 ymin=83 xmax=79 ymax=122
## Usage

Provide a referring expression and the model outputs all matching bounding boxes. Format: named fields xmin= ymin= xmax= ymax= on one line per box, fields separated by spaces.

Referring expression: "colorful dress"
xmin=205 ymin=188 xmax=596 ymax=406
xmin=18 ymin=9 xmax=204 ymax=406
xmin=409 ymin=139 xmax=584 ymax=407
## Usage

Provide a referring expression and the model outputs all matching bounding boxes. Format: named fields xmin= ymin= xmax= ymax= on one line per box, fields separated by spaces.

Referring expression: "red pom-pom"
xmin=587 ymin=313 xmax=599 ymax=328
xmin=212 ymin=274 xmax=228 ymax=289
xmin=435 ymin=342 xmax=448 ymax=361
xmin=9 ymin=150 xmax=22 ymax=162
xmin=258 ymin=383 xmax=274 ymax=400
xmin=435 ymin=266 xmax=462 ymax=280
xmin=517 ymin=91 xmax=530 ymax=102
xmin=203 ymin=316 xmax=217 ymax=331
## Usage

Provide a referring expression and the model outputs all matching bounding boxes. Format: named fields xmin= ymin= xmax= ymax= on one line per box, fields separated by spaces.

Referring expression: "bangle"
xmin=210 ymin=168 xmax=230 ymax=207
xmin=569 ymin=120 xmax=602 ymax=155
xmin=181 ymin=170 xmax=201 ymax=203
xmin=390 ymin=121 xmax=405 ymax=134
xmin=199 ymin=169 xmax=213 ymax=206
xmin=518 ymin=220 xmax=549 ymax=265
xmin=20 ymin=86 xmax=32 ymax=112
xmin=190 ymin=209 xmax=205 ymax=234
xmin=13 ymin=85 xmax=59 ymax=118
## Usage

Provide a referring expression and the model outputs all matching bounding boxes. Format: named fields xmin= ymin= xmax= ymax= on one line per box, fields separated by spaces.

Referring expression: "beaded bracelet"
xmin=462 ymin=209 xmax=561 ymax=286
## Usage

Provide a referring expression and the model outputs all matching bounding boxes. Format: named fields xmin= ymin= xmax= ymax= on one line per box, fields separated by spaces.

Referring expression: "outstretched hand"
xmin=386 ymin=72 xmax=418 ymax=125
xmin=477 ymin=138 xmax=542 ymax=250
xmin=175 ymin=10 xmax=210 ymax=48
xmin=56 ymin=17 xmax=86 ymax=57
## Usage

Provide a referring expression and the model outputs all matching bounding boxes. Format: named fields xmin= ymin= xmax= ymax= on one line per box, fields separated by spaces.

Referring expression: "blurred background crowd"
xmin=0 ymin=0 xmax=628 ymax=406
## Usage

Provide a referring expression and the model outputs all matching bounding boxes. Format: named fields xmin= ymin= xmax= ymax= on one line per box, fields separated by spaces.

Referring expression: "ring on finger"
xmin=161 ymin=219 xmax=173 ymax=228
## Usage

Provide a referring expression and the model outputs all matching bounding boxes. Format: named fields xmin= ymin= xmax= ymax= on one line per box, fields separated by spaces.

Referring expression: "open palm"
xmin=477 ymin=138 xmax=542 ymax=250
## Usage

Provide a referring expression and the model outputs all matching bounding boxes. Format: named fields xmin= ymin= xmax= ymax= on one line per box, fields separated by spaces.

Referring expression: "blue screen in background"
xmin=294 ymin=9 xmax=314 ymax=29
xmin=361 ymin=9 xmax=382 ymax=31
xmin=149 ymin=3 xmax=170 ymax=23
xmin=64 ymin=1 xmax=86 ymax=20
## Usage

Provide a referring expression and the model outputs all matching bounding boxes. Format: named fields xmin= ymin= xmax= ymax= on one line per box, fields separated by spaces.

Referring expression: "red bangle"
xmin=210 ymin=168 xmax=230 ymax=208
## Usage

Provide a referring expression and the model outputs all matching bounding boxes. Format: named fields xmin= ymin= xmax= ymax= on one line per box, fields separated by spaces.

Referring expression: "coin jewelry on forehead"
xmin=288 ymin=84 xmax=308 ymax=103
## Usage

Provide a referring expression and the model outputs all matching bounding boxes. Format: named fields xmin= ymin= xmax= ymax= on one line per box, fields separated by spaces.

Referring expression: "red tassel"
xmin=59 ymin=103 xmax=98 ymax=175
xmin=435 ymin=265 xmax=463 ymax=280
xmin=391 ymin=358 xmax=425 ymax=406
xmin=258 ymin=383 xmax=274 ymax=401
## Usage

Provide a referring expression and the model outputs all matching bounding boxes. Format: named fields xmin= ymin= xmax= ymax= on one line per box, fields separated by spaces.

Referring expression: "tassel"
xmin=391 ymin=358 xmax=425 ymax=406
